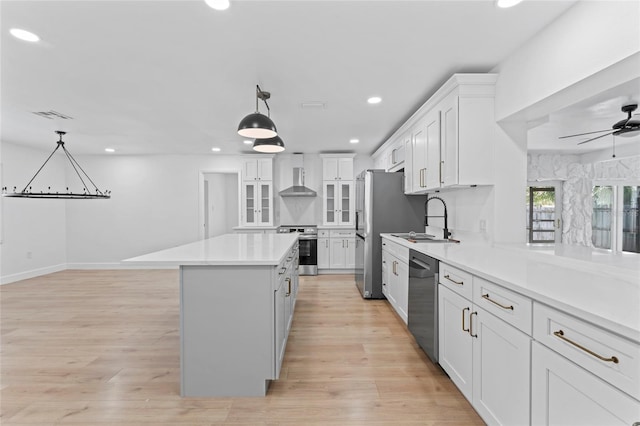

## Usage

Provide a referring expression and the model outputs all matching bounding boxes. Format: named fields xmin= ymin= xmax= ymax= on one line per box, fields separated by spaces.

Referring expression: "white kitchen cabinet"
xmin=531 ymin=341 xmax=640 ymax=426
xmin=439 ymin=88 xmax=494 ymax=188
xmin=317 ymin=236 xmax=330 ymax=269
xmin=322 ymin=181 xmax=354 ymax=226
xmin=322 ymin=156 xmax=354 ymax=181
xmin=381 ymin=238 xmax=409 ymax=324
xmin=387 ymin=137 xmax=405 ymax=172
xmin=411 ymin=109 xmax=441 ymax=193
xmin=328 ymin=230 xmax=355 ymax=269
xmin=243 ymin=157 xmax=273 ymax=181
xmin=242 ymin=182 xmax=273 ymax=226
xmin=318 ymin=229 xmax=355 ymax=271
xmin=439 ymin=273 xmax=531 ymax=425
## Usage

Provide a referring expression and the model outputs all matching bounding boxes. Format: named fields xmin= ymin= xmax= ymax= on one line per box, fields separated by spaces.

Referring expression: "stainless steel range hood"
xmin=279 ymin=167 xmax=317 ymax=197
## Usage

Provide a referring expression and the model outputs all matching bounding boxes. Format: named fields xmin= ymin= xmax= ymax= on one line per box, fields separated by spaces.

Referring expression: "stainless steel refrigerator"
xmin=354 ymin=170 xmax=426 ymax=299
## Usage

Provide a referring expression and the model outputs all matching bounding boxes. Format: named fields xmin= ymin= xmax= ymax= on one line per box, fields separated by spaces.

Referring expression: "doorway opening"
xmin=199 ymin=171 xmax=240 ymax=240
xmin=525 ymin=182 xmax=563 ymax=244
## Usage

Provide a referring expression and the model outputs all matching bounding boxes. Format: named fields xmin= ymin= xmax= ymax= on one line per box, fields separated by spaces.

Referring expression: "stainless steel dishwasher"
xmin=407 ymin=249 xmax=439 ymax=364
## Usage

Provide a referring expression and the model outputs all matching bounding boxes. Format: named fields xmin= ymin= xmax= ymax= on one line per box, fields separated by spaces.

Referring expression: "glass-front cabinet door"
xmin=323 ymin=181 xmax=354 ymax=226
xmin=243 ymin=182 xmax=273 ymax=226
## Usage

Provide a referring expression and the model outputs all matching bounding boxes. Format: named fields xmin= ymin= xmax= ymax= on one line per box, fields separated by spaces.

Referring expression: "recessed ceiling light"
xmin=10 ymin=28 xmax=40 ymax=42
xmin=243 ymin=140 xmax=253 ymax=145
xmin=496 ymin=0 xmax=523 ymax=8
xmin=204 ymin=0 xmax=230 ymax=10
xmin=367 ymin=96 xmax=382 ymax=104
xmin=349 ymin=139 xmax=360 ymax=144
xmin=211 ymin=147 xmax=221 ymax=152
xmin=104 ymin=148 xmax=115 ymax=153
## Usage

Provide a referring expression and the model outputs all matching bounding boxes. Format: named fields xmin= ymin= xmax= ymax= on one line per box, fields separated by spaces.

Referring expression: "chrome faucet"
xmin=425 ymin=196 xmax=451 ymax=240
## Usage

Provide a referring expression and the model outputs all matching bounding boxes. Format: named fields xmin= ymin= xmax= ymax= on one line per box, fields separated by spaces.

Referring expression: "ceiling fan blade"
xmin=558 ymin=129 xmax=612 ymax=139
xmin=577 ymin=131 xmax=614 ymax=145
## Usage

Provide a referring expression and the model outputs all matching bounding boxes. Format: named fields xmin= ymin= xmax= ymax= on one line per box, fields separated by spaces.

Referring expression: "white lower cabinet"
xmin=532 ymin=341 xmax=640 ymax=426
xmin=439 ymin=282 xmax=531 ymax=426
xmin=318 ymin=229 xmax=355 ymax=270
xmin=381 ymin=238 xmax=409 ymax=323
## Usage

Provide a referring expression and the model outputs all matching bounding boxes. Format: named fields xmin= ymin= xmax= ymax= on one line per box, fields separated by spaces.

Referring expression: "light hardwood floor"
xmin=1 ymin=270 xmax=484 ymax=425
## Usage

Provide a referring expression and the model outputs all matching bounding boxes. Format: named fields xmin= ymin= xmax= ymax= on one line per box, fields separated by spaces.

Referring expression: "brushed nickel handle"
xmin=469 ymin=311 xmax=478 ymax=338
xmin=285 ymin=277 xmax=291 ymax=296
xmin=440 ymin=160 xmax=444 ymax=184
xmin=278 ymin=267 xmax=287 ymax=275
xmin=462 ymin=307 xmax=470 ymax=332
xmin=553 ymin=330 xmax=619 ymax=364
xmin=482 ymin=293 xmax=514 ymax=310
xmin=444 ymin=274 xmax=463 ymax=285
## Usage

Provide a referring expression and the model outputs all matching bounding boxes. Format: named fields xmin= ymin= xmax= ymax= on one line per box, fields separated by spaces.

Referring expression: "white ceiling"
xmin=1 ymin=0 xmax=583 ymax=156
xmin=527 ymin=77 xmax=640 ymax=155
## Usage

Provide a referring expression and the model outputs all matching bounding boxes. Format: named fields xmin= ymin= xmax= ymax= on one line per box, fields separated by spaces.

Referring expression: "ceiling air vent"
xmin=32 ymin=110 xmax=73 ymax=120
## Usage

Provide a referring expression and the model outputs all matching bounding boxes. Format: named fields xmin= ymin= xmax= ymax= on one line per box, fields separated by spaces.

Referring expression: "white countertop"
xmin=125 ymin=233 xmax=298 ymax=266
xmin=381 ymin=234 xmax=640 ymax=343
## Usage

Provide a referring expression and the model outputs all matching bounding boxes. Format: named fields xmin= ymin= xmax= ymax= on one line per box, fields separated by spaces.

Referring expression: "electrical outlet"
xmin=26 ymin=251 xmax=32 ymax=259
xmin=479 ymin=219 xmax=487 ymax=232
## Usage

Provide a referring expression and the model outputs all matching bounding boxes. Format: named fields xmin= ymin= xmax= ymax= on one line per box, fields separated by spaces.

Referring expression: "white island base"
xmin=126 ymin=233 xmax=299 ymax=397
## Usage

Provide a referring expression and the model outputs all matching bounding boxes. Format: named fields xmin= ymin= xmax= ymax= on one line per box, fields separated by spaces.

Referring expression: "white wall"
xmin=1 ymin=143 xmax=67 ymax=283
xmin=494 ymin=0 xmax=640 ymax=122
xmin=2 ymin=146 xmax=370 ymax=281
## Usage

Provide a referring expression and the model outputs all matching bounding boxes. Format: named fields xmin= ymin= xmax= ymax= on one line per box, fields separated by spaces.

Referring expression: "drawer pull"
xmin=469 ymin=311 xmax=478 ymax=338
xmin=462 ymin=307 xmax=470 ymax=332
xmin=482 ymin=293 xmax=514 ymax=310
xmin=444 ymin=274 xmax=463 ymax=285
xmin=553 ymin=330 xmax=619 ymax=364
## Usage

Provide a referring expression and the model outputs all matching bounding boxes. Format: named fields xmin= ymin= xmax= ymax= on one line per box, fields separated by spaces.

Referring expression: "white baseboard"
xmin=1 ymin=264 xmax=67 ymax=285
xmin=1 ymin=263 xmax=177 ymax=285
xmin=317 ymin=269 xmax=355 ymax=275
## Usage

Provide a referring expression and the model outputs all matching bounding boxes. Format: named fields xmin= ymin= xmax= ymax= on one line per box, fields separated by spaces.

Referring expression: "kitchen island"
xmin=126 ymin=233 xmax=300 ymax=397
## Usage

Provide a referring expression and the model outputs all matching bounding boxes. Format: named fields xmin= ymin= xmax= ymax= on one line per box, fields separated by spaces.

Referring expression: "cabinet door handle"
xmin=553 ymin=330 xmax=619 ymax=364
xmin=439 ymin=160 xmax=443 ymax=185
xmin=462 ymin=307 xmax=470 ymax=332
xmin=285 ymin=277 xmax=291 ymax=296
xmin=279 ymin=267 xmax=287 ymax=275
xmin=444 ymin=274 xmax=463 ymax=285
xmin=482 ymin=293 xmax=514 ymax=310
xmin=469 ymin=311 xmax=478 ymax=338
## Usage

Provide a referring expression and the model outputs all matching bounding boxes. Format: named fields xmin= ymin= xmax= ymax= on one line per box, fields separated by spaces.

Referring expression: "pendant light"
xmin=253 ymin=136 xmax=285 ymax=153
xmin=237 ymin=85 xmax=278 ymax=139
xmin=2 ymin=131 xmax=111 ymax=199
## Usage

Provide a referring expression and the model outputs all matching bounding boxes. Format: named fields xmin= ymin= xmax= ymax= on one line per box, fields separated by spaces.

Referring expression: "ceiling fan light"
xmin=253 ymin=136 xmax=285 ymax=153
xmin=617 ymin=128 xmax=640 ymax=138
xmin=237 ymin=113 xmax=278 ymax=139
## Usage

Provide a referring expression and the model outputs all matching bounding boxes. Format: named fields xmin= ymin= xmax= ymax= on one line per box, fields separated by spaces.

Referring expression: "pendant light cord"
xmin=256 ymin=84 xmax=271 ymax=118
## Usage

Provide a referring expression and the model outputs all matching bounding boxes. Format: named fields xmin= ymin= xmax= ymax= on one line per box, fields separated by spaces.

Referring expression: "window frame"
xmin=591 ymin=180 xmax=640 ymax=254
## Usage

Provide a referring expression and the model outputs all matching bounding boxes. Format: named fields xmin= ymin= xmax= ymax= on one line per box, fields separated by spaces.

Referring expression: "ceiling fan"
xmin=559 ymin=103 xmax=640 ymax=145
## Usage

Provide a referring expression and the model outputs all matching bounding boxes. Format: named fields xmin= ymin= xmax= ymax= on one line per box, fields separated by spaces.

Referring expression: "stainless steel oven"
xmin=277 ymin=225 xmax=318 ymax=276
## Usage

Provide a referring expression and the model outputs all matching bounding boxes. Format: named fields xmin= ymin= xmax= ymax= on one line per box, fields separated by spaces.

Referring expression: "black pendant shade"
xmin=237 ymin=112 xmax=277 ymax=139
xmin=253 ymin=136 xmax=285 ymax=153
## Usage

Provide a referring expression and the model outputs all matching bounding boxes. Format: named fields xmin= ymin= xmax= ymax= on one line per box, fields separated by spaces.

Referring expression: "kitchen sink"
xmin=391 ymin=233 xmax=459 ymax=243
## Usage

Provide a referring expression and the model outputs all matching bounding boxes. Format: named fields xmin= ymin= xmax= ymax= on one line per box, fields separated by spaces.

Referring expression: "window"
xmin=526 ymin=186 xmax=558 ymax=244
xmin=592 ymin=185 xmax=639 ymax=254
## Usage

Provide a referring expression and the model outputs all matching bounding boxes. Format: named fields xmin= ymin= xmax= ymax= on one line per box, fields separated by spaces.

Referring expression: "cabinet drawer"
xmin=318 ymin=230 xmax=330 ymax=238
xmin=330 ymin=229 xmax=355 ymax=238
xmin=381 ymin=238 xmax=408 ymax=262
xmin=533 ymin=302 xmax=640 ymax=400
xmin=473 ymin=277 xmax=532 ymax=335
xmin=439 ymin=263 xmax=473 ymax=300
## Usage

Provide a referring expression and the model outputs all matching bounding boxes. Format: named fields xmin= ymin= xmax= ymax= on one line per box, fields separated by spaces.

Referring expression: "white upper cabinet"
xmin=322 ymin=156 xmax=354 ymax=181
xmin=243 ymin=157 xmax=273 ymax=181
xmin=372 ymin=74 xmax=497 ymax=194
xmin=440 ymin=88 xmax=494 ymax=188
